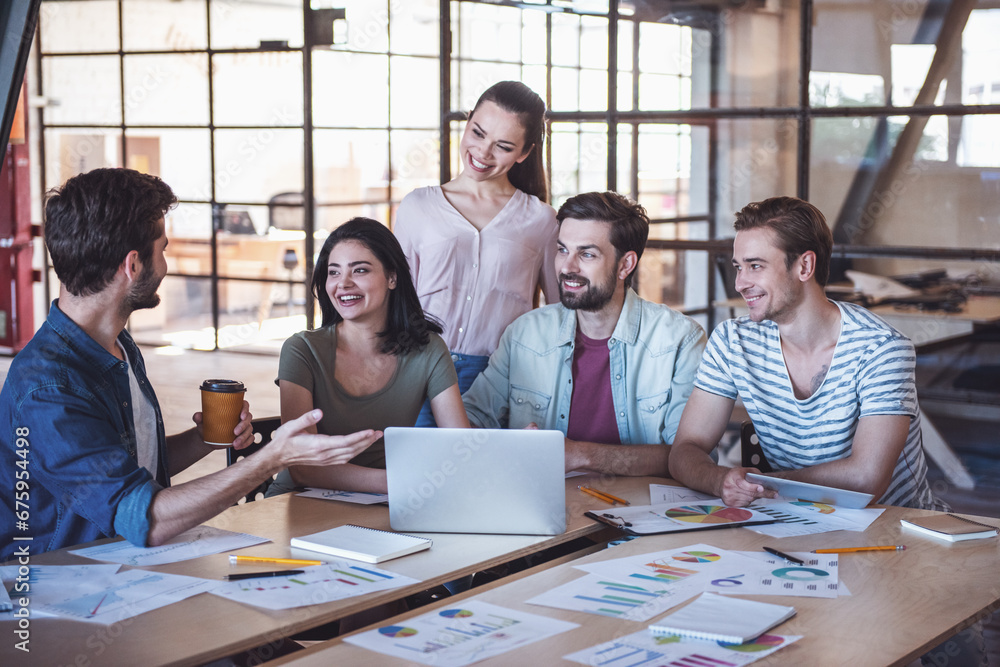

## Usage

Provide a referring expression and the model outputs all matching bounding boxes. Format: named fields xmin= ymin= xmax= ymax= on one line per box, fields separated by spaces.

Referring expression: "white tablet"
xmin=745 ymin=473 xmax=874 ymax=509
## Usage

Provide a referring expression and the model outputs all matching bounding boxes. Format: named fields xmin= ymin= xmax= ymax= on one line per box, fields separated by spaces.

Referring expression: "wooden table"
xmin=0 ymin=475 xmax=634 ymax=666
xmin=268 ymin=501 xmax=1000 ymax=667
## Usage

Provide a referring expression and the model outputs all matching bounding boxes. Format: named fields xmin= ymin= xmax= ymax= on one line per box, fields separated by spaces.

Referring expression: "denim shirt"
xmin=0 ymin=301 xmax=167 ymax=561
xmin=463 ymin=289 xmax=707 ymax=444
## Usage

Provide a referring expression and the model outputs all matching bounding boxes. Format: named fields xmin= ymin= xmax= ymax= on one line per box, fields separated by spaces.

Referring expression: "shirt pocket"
xmin=636 ymin=388 xmax=671 ymax=439
xmin=414 ymin=238 xmax=458 ymax=299
xmin=509 ymin=384 xmax=552 ymax=427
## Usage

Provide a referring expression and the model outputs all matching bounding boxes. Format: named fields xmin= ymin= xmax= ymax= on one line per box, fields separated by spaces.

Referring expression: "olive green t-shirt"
xmin=267 ymin=326 xmax=457 ymax=495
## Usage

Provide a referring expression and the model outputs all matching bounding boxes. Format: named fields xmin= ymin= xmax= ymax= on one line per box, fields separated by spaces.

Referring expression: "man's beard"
xmin=121 ymin=264 xmax=162 ymax=318
xmin=559 ymin=272 xmax=616 ymax=311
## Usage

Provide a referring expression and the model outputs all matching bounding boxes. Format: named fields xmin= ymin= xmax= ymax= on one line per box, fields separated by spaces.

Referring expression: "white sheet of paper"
xmin=22 ymin=568 xmax=220 ymax=624
xmin=564 ymin=627 xmax=800 ymax=667
xmin=648 ymin=484 xmax=717 ymax=504
xmin=0 ymin=565 xmax=122 ymax=621
xmin=746 ymin=498 xmax=884 ymax=538
xmin=345 ymin=600 xmax=579 ymax=667
xmin=211 ymin=561 xmax=420 ymax=610
xmin=526 ymin=571 xmax=699 ymax=621
xmin=69 ymin=525 xmax=268 ymax=565
xmin=708 ymin=551 xmax=841 ymax=599
xmin=296 ymin=488 xmax=389 ymax=504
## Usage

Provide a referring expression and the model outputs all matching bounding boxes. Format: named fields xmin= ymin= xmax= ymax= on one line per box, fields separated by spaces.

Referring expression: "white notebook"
xmin=649 ymin=593 xmax=796 ymax=644
xmin=290 ymin=524 xmax=432 ymax=563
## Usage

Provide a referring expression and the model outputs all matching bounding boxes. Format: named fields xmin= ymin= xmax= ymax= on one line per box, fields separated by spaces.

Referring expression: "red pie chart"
xmin=663 ymin=505 xmax=754 ymax=524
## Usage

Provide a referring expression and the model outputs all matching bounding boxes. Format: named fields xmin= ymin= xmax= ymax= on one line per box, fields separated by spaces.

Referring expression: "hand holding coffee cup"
xmin=200 ymin=379 xmax=246 ymax=446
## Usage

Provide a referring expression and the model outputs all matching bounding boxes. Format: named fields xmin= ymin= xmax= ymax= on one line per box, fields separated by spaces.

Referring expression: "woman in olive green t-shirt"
xmin=269 ymin=218 xmax=470 ymax=496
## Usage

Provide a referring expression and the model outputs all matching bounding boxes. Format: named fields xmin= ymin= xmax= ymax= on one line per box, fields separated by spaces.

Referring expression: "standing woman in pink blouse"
xmin=395 ymin=81 xmax=559 ymax=427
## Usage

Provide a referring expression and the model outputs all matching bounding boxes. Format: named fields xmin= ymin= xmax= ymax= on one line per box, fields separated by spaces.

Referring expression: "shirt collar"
xmin=46 ymin=299 xmax=133 ymax=374
xmin=556 ymin=288 xmax=643 ymax=346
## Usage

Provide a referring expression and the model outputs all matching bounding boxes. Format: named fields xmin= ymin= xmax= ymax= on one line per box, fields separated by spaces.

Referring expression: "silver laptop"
xmin=384 ymin=427 xmax=567 ymax=535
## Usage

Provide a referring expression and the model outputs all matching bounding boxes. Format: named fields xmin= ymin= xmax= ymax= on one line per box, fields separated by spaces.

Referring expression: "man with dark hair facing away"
xmin=0 ymin=168 xmax=381 ymax=561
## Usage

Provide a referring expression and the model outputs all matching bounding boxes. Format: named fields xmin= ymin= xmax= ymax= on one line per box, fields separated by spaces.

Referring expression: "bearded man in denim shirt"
xmin=463 ymin=191 xmax=706 ymax=477
xmin=0 ymin=168 xmax=381 ymax=561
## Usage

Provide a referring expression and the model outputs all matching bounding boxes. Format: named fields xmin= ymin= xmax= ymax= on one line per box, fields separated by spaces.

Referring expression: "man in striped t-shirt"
xmin=669 ymin=196 xmax=942 ymax=510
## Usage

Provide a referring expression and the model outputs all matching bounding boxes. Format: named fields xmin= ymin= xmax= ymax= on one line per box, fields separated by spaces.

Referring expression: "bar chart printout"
xmin=563 ymin=628 xmax=801 ymax=667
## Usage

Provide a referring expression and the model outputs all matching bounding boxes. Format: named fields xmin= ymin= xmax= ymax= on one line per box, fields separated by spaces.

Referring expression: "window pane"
xmin=213 ymin=129 xmax=304 ymax=203
xmin=323 ymin=203 xmax=391 ymax=231
xmin=126 ymin=129 xmax=211 ymax=202
xmin=44 ymin=129 xmax=122 ymax=189
xmin=456 ymin=62 xmax=522 ymax=110
xmin=313 ymin=129 xmax=389 ymax=204
xmin=124 ymin=54 xmax=210 ymax=126
xmin=40 ymin=0 xmax=119 ymax=53
xmin=550 ymin=122 xmax=607 ymax=203
xmin=637 ymin=125 xmax=693 ymax=219
xmin=339 ymin=0 xmax=391 ymax=54
xmin=616 ymin=122 xmax=634 ymax=200
xmin=713 ymin=119 xmax=798 ymax=227
xmin=811 ymin=115 xmax=1000 ymax=263
xmin=638 ymin=22 xmax=685 ymax=76
xmin=313 ymin=52 xmax=388 ymax=128
xmin=209 ymin=0 xmax=302 ymax=50
xmin=122 ymin=0 xmax=207 ymax=51
xmin=551 ymin=66 xmax=579 ymax=111
xmin=639 ymin=73 xmax=681 ymax=111
xmin=212 ymin=53 xmax=304 ymax=127
xmin=43 ymin=56 xmax=122 ymax=125
xmin=459 ymin=4 xmax=522 ymax=63
xmin=391 ymin=129 xmax=441 ymax=195
xmin=390 ymin=0 xmax=439 ymax=56
xmin=522 ymin=11 xmax=547 ymax=65
xmin=964 ymin=10 xmax=1000 ymax=106
xmin=129 ymin=275 xmax=212 ymax=348
xmin=580 ymin=16 xmax=608 ymax=70
xmin=166 ymin=202 xmax=212 ymax=242
xmin=390 ymin=57 xmax=438 ymax=128
xmin=551 ymin=14 xmax=579 ymax=68
xmin=618 ymin=19 xmax=633 ymax=74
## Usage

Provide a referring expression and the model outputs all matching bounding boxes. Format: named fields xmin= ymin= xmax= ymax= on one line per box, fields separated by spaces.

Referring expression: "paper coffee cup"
xmin=200 ymin=379 xmax=246 ymax=446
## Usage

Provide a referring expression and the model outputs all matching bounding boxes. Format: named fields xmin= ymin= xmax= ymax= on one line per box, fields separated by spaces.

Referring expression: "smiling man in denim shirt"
xmin=462 ymin=191 xmax=706 ymax=476
xmin=0 ymin=168 xmax=382 ymax=562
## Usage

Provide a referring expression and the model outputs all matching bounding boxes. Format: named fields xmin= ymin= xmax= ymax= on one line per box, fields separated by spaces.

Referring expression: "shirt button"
xmin=473 ymin=263 xmax=478 ymax=268
xmin=517 ymin=398 xmax=523 ymax=404
xmin=616 ymin=374 xmax=621 ymax=380
xmin=459 ymin=327 xmax=464 ymax=333
xmin=466 ymin=295 xmax=472 ymax=301
xmin=560 ymin=414 xmax=565 ymax=419
xmin=534 ymin=404 xmax=540 ymax=409
xmin=620 ymin=411 xmax=625 ymax=417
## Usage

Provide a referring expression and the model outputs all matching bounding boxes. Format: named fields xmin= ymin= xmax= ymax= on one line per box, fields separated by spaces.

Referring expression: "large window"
xmin=33 ymin=1 xmax=1000 ymax=349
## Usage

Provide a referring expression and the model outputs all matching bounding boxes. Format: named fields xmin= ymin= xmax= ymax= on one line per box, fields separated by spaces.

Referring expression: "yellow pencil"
xmin=229 ymin=555 xmax=323 ymax=566
xmin=811 ymin=545 xmax=906 ymax=554
xmin=589 ymin=488 xmax=631 ymax=506
xmin=578 ymin=486 xmax=617 ymax=505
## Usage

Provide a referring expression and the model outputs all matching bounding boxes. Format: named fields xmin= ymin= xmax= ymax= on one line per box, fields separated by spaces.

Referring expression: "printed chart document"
xmin=345 ymin=600 xmax=578 ymax=667
xmin=0 ymin=565 xmax=122 ymax=621
xmin=723 ymin=550 xmax=843 ymax=598
xmin=297 ymin=488 xmax=389 ymax=504
xmin=649 ymin=593 xmax=796 ymax=643
xmin=747 ymin=498 xmax=884 ymax=538
xmin=526 ymin=571 xmax=698 ymax=621
xmin=565 ymin=626 xmax=800 ymax=667
xmin=211 ymin=561 xmax=420 ymax=610
xmin=70 ymin=525 xmax=268 ymax=566
xmin=12 ymin=567 xmax=220 ymax=624
xmin=586 ymin=500 xmax=776 ymax=535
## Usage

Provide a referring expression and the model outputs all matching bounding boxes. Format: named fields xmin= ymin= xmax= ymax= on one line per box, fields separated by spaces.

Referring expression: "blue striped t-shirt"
xmin=696 ymin=301 xmax=941 ymax=509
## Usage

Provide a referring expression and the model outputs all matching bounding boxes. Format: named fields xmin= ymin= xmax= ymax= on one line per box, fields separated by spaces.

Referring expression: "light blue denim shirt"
xmin=0 ymin=301 xmax=166 ymax=561
xmin=463 ymin=289 xmax=707 ymax=444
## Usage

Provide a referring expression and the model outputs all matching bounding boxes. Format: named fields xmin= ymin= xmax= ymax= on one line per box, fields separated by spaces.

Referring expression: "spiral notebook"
xmin=290 ymin=524 xmax=432 ymax=563
xmin=649 ymin=593 xmax=796 ymax=644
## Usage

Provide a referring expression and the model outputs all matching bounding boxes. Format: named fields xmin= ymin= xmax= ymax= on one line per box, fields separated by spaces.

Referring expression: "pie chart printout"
xmin=662 ymin=505 xmax=754 ymax=524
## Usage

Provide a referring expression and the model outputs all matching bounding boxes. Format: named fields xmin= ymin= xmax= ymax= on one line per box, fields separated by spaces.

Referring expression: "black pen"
xmin=224 ymin=569 xmax=305 ymax=581
xmin=763 ymin=546 xmax=804 ymax=565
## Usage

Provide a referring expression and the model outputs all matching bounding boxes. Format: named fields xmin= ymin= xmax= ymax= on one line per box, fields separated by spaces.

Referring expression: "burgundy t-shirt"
xmin=567 ymin=329 xmax=621 ymax=444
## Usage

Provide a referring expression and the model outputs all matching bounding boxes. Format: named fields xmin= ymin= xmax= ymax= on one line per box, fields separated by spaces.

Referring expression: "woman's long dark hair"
xmin=471 ymin=81 xmax=549 ymax=203
xmin=312 ymin=217 xmax=442 ymax=355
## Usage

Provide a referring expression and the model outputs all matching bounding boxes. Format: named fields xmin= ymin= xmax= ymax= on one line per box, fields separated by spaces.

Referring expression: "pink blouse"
xmin=394 ymin=186 xmax=560 ymax=357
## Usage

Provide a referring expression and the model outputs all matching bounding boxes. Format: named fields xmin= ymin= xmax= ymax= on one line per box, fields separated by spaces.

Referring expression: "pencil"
xmin=229 ymin=555 xmax=323 ymax=566
xmin=588 ymin=488 xmax=631 ymax=506
xmin=578 ymin=486 xmax=617 ymax=505
xmin=811 ymin=545 xmax=906 ymax=554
